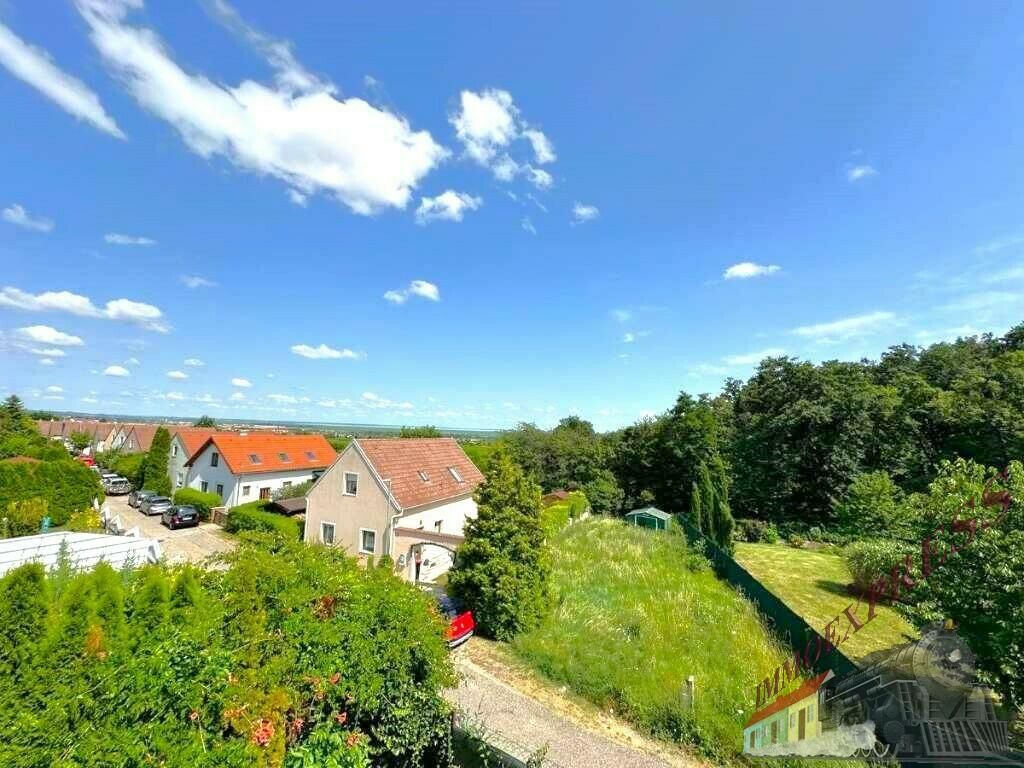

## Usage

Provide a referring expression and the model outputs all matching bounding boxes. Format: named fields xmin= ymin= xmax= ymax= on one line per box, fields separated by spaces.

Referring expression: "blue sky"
xmin=2 ymin=1 xmax=1024 ymax=431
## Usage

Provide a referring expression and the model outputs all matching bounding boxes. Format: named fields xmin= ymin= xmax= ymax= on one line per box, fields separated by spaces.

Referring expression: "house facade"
xmin=743 ymin=671 xmax=832 ymax=755
xmin=304 ymin=438 xmax=484 ymax=583
xmin=185 ymin=433 xmax=336 ymax=507
xmin=167 ymin=428 xmax=223 ymax=490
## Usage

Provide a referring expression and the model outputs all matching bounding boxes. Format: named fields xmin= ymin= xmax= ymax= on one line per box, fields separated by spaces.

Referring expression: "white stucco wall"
xmin=168 ymin=435 xmax=192 ymax=491
xmin=398 ymin=494 xmax=477 ymax=536
xmin=187 ymin=444 xmax=320 ymax=507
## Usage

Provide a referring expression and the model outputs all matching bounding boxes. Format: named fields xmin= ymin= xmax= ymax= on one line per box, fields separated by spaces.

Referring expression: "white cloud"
xmin=39 ymin=358 xmax=56 ymax=366
xmin=75 ymin=0 xmax=446 ymax=215
xmin=611 ymin=309 xmax=632 ymax=323
xmin=2 ymin=203 xmax=54 ymax=232
xmin=525 ymin=167 xmax=553 ymax=189
xmin=267 ymin=393 xmax=299 ymax=404
xmin=231 ymin=377 xmax=252 ymax=388
xmin=0 ymin=286 xmax=168 ymax=332
xmin=181 ymin=274 xmax=216 ymax=289
xmin=450 ymin=88 xmax=555 ymax=182
xmin=723 ymin=262 xmax=780 ymax=280
xmin=360 ymin=391 xmax=413 ymax=410
xmin=622 ymin=332 xmax=635 ymax=343
xmin=105 ymin=233 xmax=156 ymax=246
xmin=165 ymin=391 xmax=185 ymax=401
xmin=571 ymin=202 xmax=599 ymax=224
xmin=846 ymin=164 xmax=878 ymax=182
xmin=942 ymin=291 xmax=1021 ymax=313
xmin=228 ymin=391 xmax=246 ymax=402
xmin=521 ymin=216 xmax=536 ymax=235
xmin=126 ymin=356 xmax=140 ymax=365
xmin=28 ymin=347 xmax=66 ymax=357
xmin=103 ymin=364 xmax=130 ymax=377
xmin=45 ymin=385 xmax=63 ymax=393
xmin=415 ymin=190 xmax=482 ymax=224
xmin=15 ymin=325 xmax=84 ymax=346
xmin=183 ymin=357 xmax=204 ymax=366
xmin=384 ymin=279 xmax=440 ymax=304
xmin=0 ymin=21 xmax=124 ymax=138
xmin=791 ymin=311 xmax=896 ymax=340
xmin=974 ymin=234 xmax=1024 ymax=256
xmin=166 ymin=370 xmax=188 ymax=379
xmin=287 ymin=188 xmax=308 ymax=206
xmin=721 ymin=348 xmax=786 ymax=366
xmin=290 ymin=343 xmax=362 ymax=360
xmin=81 ymin=396 xmax=98 ymax=403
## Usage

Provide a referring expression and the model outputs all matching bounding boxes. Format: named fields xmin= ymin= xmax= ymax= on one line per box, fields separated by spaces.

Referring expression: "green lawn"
xmin=512 ymin=518 xmax=862 ymax=767
xmin=733 ymin=542 xmax=919 ymax=664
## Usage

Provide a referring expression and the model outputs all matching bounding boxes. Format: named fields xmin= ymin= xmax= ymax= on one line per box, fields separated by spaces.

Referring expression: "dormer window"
xmin=418 ymin=470 xmax=429 ymax=482
xmin=448 ymin=466 xmax=463 ymax=483
xmin=249 ymin=454 xmax=261 ymax=464
xmin=278 ymin=452 xmax=291 ymax=463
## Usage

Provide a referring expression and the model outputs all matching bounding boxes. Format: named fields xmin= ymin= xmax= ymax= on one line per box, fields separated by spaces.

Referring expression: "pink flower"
xmin=251 ymin=719 xmax=275 ymax=747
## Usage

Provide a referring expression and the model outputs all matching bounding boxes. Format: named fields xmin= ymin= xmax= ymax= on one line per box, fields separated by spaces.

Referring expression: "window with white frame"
xmin=321 ymin=522 xmax=335 ymax=545
xmin=359 ymin=528 xmax=376 ymax=554
xmin=172 ymin=443 xmax=178 ymax=457
xmin=344 ymin=472 xmax=358 ymax=496
xmin=282 ymin=480 xmax=292 ymax=488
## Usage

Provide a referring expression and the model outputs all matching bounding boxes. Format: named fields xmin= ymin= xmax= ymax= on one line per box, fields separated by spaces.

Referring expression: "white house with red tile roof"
xmin=184 ymin=433 xmax=336 ymax=507
xmin=304 ymin=438 xmax=485 ymax=583
xmin=167 ymin=428 xmax=226 ymax=490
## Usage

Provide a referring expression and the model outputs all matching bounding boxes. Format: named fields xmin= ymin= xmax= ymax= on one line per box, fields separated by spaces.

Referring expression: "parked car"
xmin=103 ymin=476 xmax=131 ymax=495
xmin=140 ymin=496 xmax=172 ymax=516
xmin=76 ymin=455 xmax=95 ymax=467
xmin=129 ymin=489 xmax=157 ymax=508
xmin=161 ymin=505 xmax=199 ymax=530
xmin=420 ymin=585 xmax=474 ymax=648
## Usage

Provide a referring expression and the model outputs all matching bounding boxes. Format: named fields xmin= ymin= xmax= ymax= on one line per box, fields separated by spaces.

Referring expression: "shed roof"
xmin=0 ymin=532 xmax=161 ymax=576
xmin=355 ymin=438 xmax=484 ymax=510
xmin=625 ymin=506 xmax=672 ymax=521
xmin=744 ymin=671 xmax=833 ymax=729
xmin=270 ymin=497 xmax=307 ymax=515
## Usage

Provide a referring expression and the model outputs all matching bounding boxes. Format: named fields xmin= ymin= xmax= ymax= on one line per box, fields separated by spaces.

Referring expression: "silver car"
xmin=103 ymin=475 xmax=132 ymax=495
xmin=141 ymin=495 xmax=173 ymax=516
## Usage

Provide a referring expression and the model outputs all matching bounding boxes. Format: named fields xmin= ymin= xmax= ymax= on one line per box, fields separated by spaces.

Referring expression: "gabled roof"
xmin=125 ymin=424 xmax=159 ymax=452
xmin=355 ymin=438 xmax=484 ymax=510
xmin=744 ymin=671 xmax=832 ymax=729
xmin=169 ymin=428 xmax=225 ymax=460
xmin=625 ymin=506 xmax=672 ymax=521
xmin=186 ymin=433 xmax=336 ymax=476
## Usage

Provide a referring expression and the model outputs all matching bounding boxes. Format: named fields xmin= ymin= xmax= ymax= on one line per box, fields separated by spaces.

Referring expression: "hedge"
xmin=843 ymin=539 xmax=915 ymax=594
xmin=172 ymin=488 xmax=222 ymax=522
xmin=98 ymin=452 xmax=146 ymax=488
xmin=0 ymin=460 xmax=103 ymax=526
xmin=225 ymin=501 xmax=303 ymax=539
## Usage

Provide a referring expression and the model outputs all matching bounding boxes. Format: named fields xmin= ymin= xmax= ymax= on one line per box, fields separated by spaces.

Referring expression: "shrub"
xmin=0 ymin=537 xmax=455 ymax=766
xmin=2 ymin=498 xmax=48 ymax=537
xmin=0 ymin=460 xmax=103 ymax=526
xmin=173 ymin=488 xmax=222 ymax=521
xmin=833 ymin=470 xmax=916 ymax=538
xmin=843 ymin=539 xmax=914 ymax=594
xmin=732 ymin=518 xmax=780 ymax=543
xmin=580 ymin=470 xmax=623 ymax=515
xmin=449 ymin=449 xmax=551 ymax=641
xmin=226 ymin=501 xmax=303 ymax=539
xmin=272 ymin=479 xmax=314 ymax=501
xmin=99 ymin=451 xmax=146 ymax=488
xmin=786 ymin=533 xmax=805 ymax=548
xmin=540 ymin=502 xmax=571 ymax=538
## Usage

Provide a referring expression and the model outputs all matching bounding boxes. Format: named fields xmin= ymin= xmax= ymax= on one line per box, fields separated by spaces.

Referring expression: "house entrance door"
xmin=259 ymin=487 xmax=270 ymax=500
xmin=798 ymin=708 xmax=806 ymax=740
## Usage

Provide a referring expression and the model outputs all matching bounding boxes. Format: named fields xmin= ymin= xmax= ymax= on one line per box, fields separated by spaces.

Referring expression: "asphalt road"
xmin=104 ymin=494 xmax=236 ymax=565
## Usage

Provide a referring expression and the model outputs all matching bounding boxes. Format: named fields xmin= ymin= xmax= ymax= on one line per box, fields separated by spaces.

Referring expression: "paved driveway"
xmin=104 ymin=494 xmax=236 ymax=565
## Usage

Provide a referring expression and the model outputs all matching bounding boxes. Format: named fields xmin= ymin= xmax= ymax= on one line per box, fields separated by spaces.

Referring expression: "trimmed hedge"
xmin=225 ymin=501 xmax=303 ymax=539
xmin=0 ymin=460 xmax=103 ymax=526
xmin=172 ymin=488 xmax=221 ymax=522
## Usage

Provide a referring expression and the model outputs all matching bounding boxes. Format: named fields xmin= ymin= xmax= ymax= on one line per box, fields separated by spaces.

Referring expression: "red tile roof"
xmin=186 ymin=433 xmax=336 ymax=476
xmin=169 ymin=428 xmax=227 ymax=461
xmin=356 ymin=438 xmax=484 ymax=510
xmin=125 ymin=424 xmax=159 ymax=452
xmin=744 ymin=671 xmax=832 ymax=728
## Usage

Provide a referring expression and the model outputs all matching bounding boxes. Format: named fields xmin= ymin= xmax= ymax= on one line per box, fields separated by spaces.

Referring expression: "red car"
xmin=76 ymin=455 xmax=95 ymax=467
xmin=424 ymin=586 xmax=475 ymax=648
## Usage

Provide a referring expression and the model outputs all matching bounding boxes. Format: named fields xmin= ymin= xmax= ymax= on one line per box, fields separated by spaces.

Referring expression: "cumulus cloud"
xmin=267 ymin=393 xmax=299 ymax=404
xmin=45 ymin=385 xmax=63 ymax=393
xmin=361 ymin=391 xmax=413 ymax=410
xmin=75 ymin=0 xmax=446 ymax=215
xmin=39 ymin=358 xmax=56 ymax=366
xmin=384 ymin=279 xmax=440 ymax=304
xmin=183 ymin=357 xmax=204 ymax=366
xmin=571 ymin=202 xmax=599 ymax=224
xmin=846 ymin=164 xmax=878 ymax=182
xmin=0 ymin=21 xmax=124 ymax=138
xmin=15 ymin=325 xmax=84 ymax=346
xmin=2 ymin=203 xmax=54 ymax=232
xmin=415 ymin=190 xmax=482 ymax=224
xmin=28 ymin=347 xmax=66 ymax=358
xmin=723 ymin=262 xmax=780 ymax=280
xmin=166 ymin=370 xmax=188 ymax=379
xmin=721 ymin=348 xmax=786 ymax=366
xmin=0 ymin=286 xmax=169 ymax=332
xmin=450 ymin=88 xmax=555 ymax=187
xmin=287 ymin=188 xmax=308 ymax=206
xmin=181 ymin=274 xmax=216 ymax=288
xmin=291 ymin=343 xmax=362 ymax=360
xmin=791 ymin=311 xmax=896 ymax=340
xmin=231 ymin=377 xmax=252 ymax=387
xmin=105 ymin=232 xmax=156 ymax=246
xmin=228 ymin=391 xmax=245 ymax=401
xmin=103 ymin=364 xmax=129 ymax=377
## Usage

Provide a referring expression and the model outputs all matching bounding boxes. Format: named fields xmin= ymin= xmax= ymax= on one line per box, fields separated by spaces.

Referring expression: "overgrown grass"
xmin=512 ymin=519 xmax=860 ymax=766
xmin=734 ymin=542 xmax=918 ymax=664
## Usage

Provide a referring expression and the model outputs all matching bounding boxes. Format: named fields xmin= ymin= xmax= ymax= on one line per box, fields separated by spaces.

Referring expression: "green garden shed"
xmin=624 ymin=506 xmax=672 ymax=531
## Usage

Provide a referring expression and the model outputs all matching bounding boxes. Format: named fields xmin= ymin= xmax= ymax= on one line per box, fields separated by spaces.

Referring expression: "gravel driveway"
xmin=448 ymin=653 xmax=683 ymax=768
xmin=104 ymin=494 xmax=236 ymax=565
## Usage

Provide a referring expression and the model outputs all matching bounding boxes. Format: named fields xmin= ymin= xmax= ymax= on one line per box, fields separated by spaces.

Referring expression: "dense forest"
xmin=500 ymin=325 xmax=1024 ymax=534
